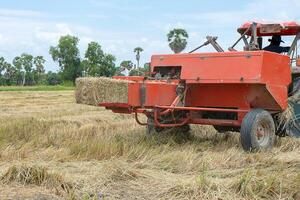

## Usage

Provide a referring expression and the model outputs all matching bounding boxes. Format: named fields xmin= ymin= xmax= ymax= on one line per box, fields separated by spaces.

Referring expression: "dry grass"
xmin=0 ymin=91 xmax=299 ymax=199
xmin=1 ymin=165 xmax=74 ymax=197
xmin=277 ymin=93 xmax=300 ymax=134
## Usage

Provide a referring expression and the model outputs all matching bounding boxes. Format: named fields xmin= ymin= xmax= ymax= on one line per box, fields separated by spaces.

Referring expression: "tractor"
xmin=100 ymin=21 xmax=300 ymax=151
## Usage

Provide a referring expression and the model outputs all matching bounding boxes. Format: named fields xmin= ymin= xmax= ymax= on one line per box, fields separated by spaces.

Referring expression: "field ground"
xmin=0 ymin=90 xmax=299 ymax=200
xmin=0 ymin=85 xmax=74 ymax=92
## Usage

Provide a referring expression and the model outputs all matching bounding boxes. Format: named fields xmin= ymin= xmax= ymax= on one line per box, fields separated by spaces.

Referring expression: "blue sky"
xmin=0 ymin=0 xmax=299 ymax=71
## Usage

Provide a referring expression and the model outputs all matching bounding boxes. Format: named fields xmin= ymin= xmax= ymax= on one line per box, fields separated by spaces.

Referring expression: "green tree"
xmin=120 ymin=60 xmax=133 ymax=71
xmin=142 ymin=62 xmax=150 ymax=74
xmin=167 ymin=28 xmax=189 ymax=53
xmin=3 ymin=63 xmax=16 ymax=85
xmin=82 ymin=41 xmax=116 ymax=77
xmin=33 ymin=56 xmax=46 ymax=84
xmin=12 ymin=56 xmax=22 ymax=71
xmin=34 ymin=56 xmax=45 ymax=74
xmin=114 ymin=66 xmax=125 ymax=76
xmin=21 ymin=53 xmax=34 ymax=73
xmin=120 ymin=60 xmax=134 ymax=76
xmin=0 ymin=57 xmax=8 ymax=85
xmin=134 ymin=47 xmax=143 ymax=68
xmin=46 ymin=71 xmax=62 ymax=85
xmin=129 ymin=62 xmax=150 ymax=76
xmin=0 ymin=57 xmax=5 ymax=76
xmin=13 ymin=53 xmax=35 ymax=85
xmin=49 ymin=35 xmax=82 ymax=83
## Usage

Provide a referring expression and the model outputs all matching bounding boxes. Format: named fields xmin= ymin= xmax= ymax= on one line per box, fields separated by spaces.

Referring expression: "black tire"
xmin=146 ymin=117 xmax=190 ymax=136
xmin=174 ymin=124 xmax=190 ymax=132
xmin=240 ymin=109 xmax=275 ymax=151
xmin=213 ymin=125 xmax=240 ymax=133
xmin=147 ymin=117 xmax=160 ymax=135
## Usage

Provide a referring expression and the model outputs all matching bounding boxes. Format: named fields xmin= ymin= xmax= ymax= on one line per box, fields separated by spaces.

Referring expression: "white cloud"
xmin=0 ymin=8 xmax=44 ymax=18
xmin=88 ymin=0 xmax=150 ymax=12
xmin=34 ymin=23 xmax=74 ymax=44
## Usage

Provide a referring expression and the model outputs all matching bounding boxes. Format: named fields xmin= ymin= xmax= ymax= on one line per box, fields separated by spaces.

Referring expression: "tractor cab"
xmin=235 ymin=21 xmax=300 ymax=73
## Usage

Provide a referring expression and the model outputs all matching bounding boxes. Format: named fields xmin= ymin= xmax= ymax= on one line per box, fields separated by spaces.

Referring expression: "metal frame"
xmin=189 ymin=36 xmax=224 ymax=53
xmin=230 ymin=22 xmax=260 ymax=51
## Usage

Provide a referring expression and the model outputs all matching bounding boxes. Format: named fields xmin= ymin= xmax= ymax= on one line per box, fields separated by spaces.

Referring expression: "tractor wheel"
xmin=213 ymin=125 xmax=240 ymax=133
xmin=240 ymin=109 xmax=275 ymax=151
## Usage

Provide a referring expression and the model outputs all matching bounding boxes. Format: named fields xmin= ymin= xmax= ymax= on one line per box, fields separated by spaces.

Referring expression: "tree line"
xmin=0 ymin=28 xmax=189 ymax=86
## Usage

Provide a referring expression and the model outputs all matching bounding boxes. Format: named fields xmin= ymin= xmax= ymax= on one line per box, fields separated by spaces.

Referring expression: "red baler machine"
xmin=100 ymin=22 xmax=300 ymax=151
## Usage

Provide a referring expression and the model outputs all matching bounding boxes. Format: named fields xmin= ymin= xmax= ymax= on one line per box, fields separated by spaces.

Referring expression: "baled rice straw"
xmin=75 ymin=77 xmax=132 ymax=106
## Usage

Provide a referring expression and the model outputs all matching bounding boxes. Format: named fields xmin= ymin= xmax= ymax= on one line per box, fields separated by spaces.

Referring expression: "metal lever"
xmin=189 ymin=35 xmax=224 ymax=53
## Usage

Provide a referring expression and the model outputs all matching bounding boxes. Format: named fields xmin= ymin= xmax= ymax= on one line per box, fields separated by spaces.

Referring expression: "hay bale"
xmin=75 ymin=77 xmax=132 ymax=106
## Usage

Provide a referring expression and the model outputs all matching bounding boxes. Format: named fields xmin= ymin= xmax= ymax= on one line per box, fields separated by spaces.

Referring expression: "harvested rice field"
xmin=0 ymin=90 xmax=299 ymax=200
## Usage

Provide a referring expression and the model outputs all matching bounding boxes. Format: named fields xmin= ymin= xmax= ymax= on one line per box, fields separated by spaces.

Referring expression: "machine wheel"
xmin=146 ymin=117 xmax=190 ymax=136
xmin=146 ymin=117 xmax=164 ymax=135
xmin=240 ymin=109 xmax=275 ymax=151
xmin=213 ymin=125 xmax=240 ymax=133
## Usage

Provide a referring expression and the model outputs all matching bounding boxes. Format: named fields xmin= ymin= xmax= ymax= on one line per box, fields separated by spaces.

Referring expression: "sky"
xmin=0 ymin=0 xmax=299 ymax=72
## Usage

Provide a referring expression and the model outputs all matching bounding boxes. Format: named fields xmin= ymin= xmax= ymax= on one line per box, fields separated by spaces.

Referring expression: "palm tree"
xmin=167 ymin=28 xmax=189 ymax=54
xmin=134 ymin=47 xmax=143 ymax=69
xmin=120 ymin=60 xmax=133 ymax=71
xmin=4 ymin=63 xmax=15 ymax=80
xmin=34 ymin=56 xmax=46 ymax=74
xmin=0 ymin=57 xmax=5 ymax=76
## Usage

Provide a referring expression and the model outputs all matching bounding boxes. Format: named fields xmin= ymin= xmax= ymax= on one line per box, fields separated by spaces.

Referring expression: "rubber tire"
xmin=214 ymin=125 xmax=240 ymax=133
xmin=240 ymin=109 xmax=275 ymax=151
xmin=147 ymin=118 xmax=161 ymax=135
xmin=146 ymin=118 xmax=190 ymax=136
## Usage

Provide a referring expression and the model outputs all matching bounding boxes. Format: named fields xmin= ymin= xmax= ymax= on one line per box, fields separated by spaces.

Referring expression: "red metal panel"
xmin=266 ymin=84 xmax=289 ymax=110
xmin=152 ymin=51 xmax=263 ymax=83
xmin=151 ymin=51 xmax=290 ymax=111
xmin=143 ymin=81 xmax=177 ymax=106
xmin=260 ymin=52 xmax=291 ymax=86
xmin=260 ymin=52 xmax=291 ymax=110
xmin=246 ymin=85 xmax=281 ymax=110
xmin=127 ymin=81 xmax=178 ymax=107
xmin=128 ymin=82 xmax=141 ymax=106
xmin=185 ymin=83 xmax=250 ymax=109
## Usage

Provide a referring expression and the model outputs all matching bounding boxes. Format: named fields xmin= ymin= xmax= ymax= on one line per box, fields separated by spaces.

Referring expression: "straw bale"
xmin=75 ymin=77 xmax=131 ymax=106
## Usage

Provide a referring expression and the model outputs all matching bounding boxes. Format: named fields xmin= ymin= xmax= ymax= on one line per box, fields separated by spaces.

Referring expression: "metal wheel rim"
xmin=255 ymin=120 xmax=270 ymax=146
